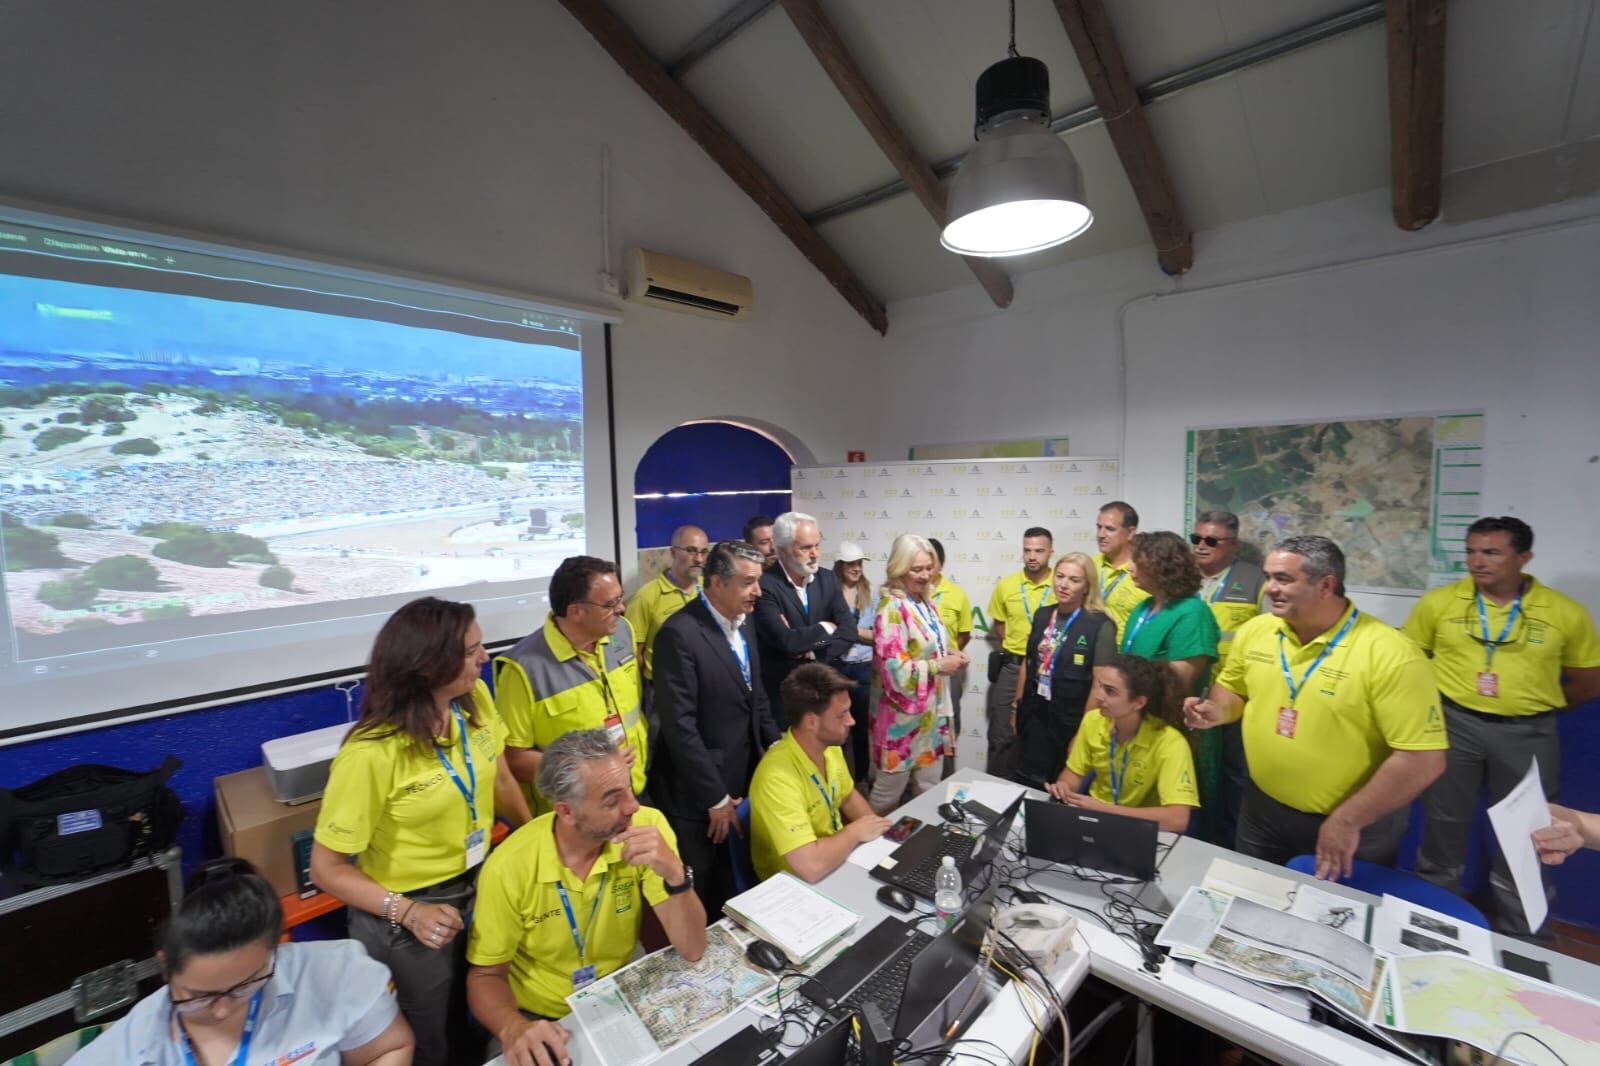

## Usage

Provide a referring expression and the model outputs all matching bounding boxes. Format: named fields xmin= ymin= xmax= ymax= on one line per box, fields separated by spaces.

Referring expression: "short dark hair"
xmin=550 ymin=555 xmax=618 ymax=616
xmin=1273 ymin=535 xmax=1346 ymax=597
xmin=1100 ymin=501 xmax=1138 ymax=528
xmin=1022 ymin=526 xmax=1053 ymax=543
xmin=742 ymin=515 xmax=774 ymax=542
xmin=160 ymin=857 xmax=282 ymax=973
xmin=1467 ymin=516 xmax=1533 ymax=554
xmin=781 ymin=662 xmax=857 ymax=729
xmin=1131 ymin=531 xmax=1202 ymax=600
xmin=705 ymin=540 xmax=765 ymax=584
xmin=927 ymin=537 xmax=946 ymax=565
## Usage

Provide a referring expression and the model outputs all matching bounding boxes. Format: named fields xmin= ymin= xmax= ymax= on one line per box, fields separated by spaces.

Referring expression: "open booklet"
xmin=722 ymin=870 xmax=860 ymax=965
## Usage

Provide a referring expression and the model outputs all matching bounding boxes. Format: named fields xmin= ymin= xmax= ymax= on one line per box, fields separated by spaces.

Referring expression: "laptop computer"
xmin=871 ymin=795 xmax=1022 ymax=900
xmin=1022 ymin=798 xmax=1159 ymax=881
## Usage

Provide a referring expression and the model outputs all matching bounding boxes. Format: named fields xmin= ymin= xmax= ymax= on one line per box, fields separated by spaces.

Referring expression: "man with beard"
xmin=985 ymin=526 xmax=1055 ymax=780
xmin=753 ymin=511 xmax=860 ymax=713
xmin=467 ymin=729 xmax=704 ymax=1065
xmin=650 ymin=540 xmax=781 ymax=918
xmin=743 ymin=514 xmax=777 ymax=569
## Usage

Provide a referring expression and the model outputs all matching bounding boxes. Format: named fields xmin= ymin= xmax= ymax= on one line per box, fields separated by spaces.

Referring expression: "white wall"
xmin=0 ymin=0 xmax=883 ymax=577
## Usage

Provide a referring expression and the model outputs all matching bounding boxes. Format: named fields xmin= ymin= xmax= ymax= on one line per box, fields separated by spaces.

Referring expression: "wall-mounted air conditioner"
xmin=623 ymin=248 xmax=752 ymax=321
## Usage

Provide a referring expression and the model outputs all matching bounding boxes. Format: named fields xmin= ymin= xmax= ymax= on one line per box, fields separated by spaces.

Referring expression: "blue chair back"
xmin=731 ymin=797 xmax=758 ymax=893
xmin=1285 ymin=855 xmax=1489 ymax=929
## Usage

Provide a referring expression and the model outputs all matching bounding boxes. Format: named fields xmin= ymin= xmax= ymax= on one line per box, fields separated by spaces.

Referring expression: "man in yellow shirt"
xmin=1403 ymin=516 xmax=1600 ymax=936
xmin=985 ymin=526 xmax=1055 ymax=781
xmin=495 ymin=556 xmax=647 ymax=811
xmin=625 ymin=525 xmax=707 ymax=681
xmin=468 ymin=729 xmax=705 ymax=1063
xmin=1092 ymin=501 xmax=1150 ymax=631
xmin=748 ymin=664 xmax=891 ymax=882
xmin=1185 ymin=535 xmax=1447 ymax=878
xmin=928 ymin=536 xmax=973 ymax=778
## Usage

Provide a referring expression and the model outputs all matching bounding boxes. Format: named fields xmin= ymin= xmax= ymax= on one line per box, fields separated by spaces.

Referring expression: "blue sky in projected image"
xmin=0 ymin=271 xmax=579 ymax=384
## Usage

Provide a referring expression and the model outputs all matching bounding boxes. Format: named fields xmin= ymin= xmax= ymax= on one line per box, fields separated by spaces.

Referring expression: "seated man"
xmin=467 ymin=729 xmax=705 ymax=1064
xmin=749 ymin=663 xmax=890 ymax=883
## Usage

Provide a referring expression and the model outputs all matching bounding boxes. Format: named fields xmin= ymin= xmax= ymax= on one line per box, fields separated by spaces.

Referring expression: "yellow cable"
xmin=991 ymin=959 xmax=1043 ymax=1066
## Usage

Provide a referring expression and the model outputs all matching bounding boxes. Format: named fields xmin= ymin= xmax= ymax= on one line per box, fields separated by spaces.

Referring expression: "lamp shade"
xmin=941 ymin=119 xmax=1093 ymax=257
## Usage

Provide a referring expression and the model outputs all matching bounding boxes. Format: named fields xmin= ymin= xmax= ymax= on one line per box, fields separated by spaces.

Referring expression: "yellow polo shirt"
xmin=625 ymin=572 xmax=701 ymax=678
xmin=930 ymin=576 xmax=974 ymax=642
xmin=467 ymin=808 xmax=676 ymax=1019
xmin=748 ymin=731 xmax=855 ymax=882
xmin=1092 ymin=553 xmax=1150 ymax=632
xmin=1217 ymin=605 xmax=1447 ymax=815
xmin=988 ymin=570 xmax=1055 ymax=656
xmin=1202 ymin=567 xmax=1266 ymax=681
xmin=1066 ymin=710 xmax=1199 ymax=809
xmin=315 ymin=680 xmax=507 ymax=891
xmin=1402 ymin=576 xmax=1600 ymax=717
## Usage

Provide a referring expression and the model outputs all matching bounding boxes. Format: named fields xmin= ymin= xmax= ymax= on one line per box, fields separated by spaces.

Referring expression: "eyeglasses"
xmin=1189 ymin=534 xmax=1236 ymax=547
xmin=672 ymin=545 xmax=710 ymax=558
xmin=169 ymin=958 xmax=275 ymax=1014
xmin=577 ymin=597 xmax=627 ymax=613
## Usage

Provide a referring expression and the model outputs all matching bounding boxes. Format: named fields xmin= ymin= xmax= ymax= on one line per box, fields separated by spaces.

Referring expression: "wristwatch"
xmin=664 ymin=864 xmax=695 ymax=896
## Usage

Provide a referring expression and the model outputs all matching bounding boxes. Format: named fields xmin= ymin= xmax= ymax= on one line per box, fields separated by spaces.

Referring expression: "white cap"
xmin=835 ymin=540 xmax=867 ymax=563
xmin=941 ymin=855 xmax=955 ymax=866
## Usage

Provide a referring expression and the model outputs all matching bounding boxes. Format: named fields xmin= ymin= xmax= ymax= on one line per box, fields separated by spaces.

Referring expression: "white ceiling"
xmin=602 ymin=0 xmax=1600 ymax=306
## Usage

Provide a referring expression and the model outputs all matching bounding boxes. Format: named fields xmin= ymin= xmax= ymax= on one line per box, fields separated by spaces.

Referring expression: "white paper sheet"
xmin=946 ymin=779 xmax=1025 ymax=816
xmin=1371 ymin=894 xmax=1493 ymax=963
xmin=1486 ymin=759 xmax=1552 ymax=933
xmin=847 ymin=836 xmax=899 ymax=870
xmin=1287 ymin=882 xmax=1371 ymax=943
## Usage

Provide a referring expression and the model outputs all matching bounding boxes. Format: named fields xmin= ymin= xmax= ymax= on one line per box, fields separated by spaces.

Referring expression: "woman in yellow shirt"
xmin=311 ymin=597 xmax=530 ymax=1066
xmin=1046 ymin=654 xmax=1200 ymax=834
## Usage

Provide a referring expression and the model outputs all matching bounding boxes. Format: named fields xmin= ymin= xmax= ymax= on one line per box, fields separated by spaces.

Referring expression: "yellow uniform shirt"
xmin=1066 ymin=710 xmax=1199 ymax=809
xmin=1201 ymin=565 xmax=1266 ymax=682
xmin=1092 ymin=553 xmax=1150 ymax=633
xmin=1402 ymin=576 xmax=1600 ymax=717
xmin=467 ymin=808 xmax=677 ymax=1019
xmin=748 ymin=731 xmax=855 ymax=882
xmin=495 ymin=615 xmax=647 ymax=808
xmin=314 ymin=680 xmax=507 ymax=892
xmin=987 ymin=570 xmax=1055 ymax=656
xmin=1217 ymin=605 xmax=1447 ymax=815
xmin=624 ymin=572 xmax=701 ymax=678
xmin=930 ymin=576 xmax=974 ymax=642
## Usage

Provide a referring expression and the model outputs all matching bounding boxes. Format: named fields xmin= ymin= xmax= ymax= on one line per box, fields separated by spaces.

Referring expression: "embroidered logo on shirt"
xmin=276 ymin=1043 xmax=317 ymax=1065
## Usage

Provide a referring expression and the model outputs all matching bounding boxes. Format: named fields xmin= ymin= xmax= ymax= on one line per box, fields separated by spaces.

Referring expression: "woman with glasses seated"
xmin=69 ymin=857 xmax=413 ymax=1065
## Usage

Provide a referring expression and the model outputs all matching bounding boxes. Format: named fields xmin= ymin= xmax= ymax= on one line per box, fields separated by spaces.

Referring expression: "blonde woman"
xmin=1012 ymin=552 xmax=1118 ymax=788
xmin=869 ymin=534 xmax=970 ymax=813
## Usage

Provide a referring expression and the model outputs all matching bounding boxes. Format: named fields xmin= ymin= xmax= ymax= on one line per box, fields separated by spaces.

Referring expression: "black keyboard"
xmin=898 ymin=835 xmax=975 ymax=897
xmin=839 ymin=928 xmax=935 ymax=1016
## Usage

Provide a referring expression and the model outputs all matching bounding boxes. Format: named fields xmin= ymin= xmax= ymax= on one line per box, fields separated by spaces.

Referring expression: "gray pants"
xmin=943 ymin=666 xmax=967 ymax=779
xmin=985 ymin=659 xmax=1021 ymax=781
xmin=1417 ymin=702 xmax=1559 ymax=937
xmin=349 ymin=872 xmax=478 ymax=1066
xmin=1235 ymin=779 xmax=1411 ymax=868
xmin=869 ymin=760 xmax=944 ymax=815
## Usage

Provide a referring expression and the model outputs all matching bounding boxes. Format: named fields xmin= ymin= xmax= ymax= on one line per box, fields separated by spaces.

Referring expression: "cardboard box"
xmin=215 ymin=765 xmax=322 ymax=898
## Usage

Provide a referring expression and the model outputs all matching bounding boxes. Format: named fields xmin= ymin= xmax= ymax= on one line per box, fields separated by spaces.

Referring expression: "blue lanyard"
xmin=1476 ymin=587 xmax=1524 ymax=671
xmin=808 ymin=771 xmax=840 ymax=832
xmin=555 ymin=874 xmax=606 ymax=965
xmin=175 ymin=987 xmax=263 ymax=1066
xmin=1208 ymin=565 xmax=1236 ymax=604
xmin=435 ymin=703 xmax=478 ymax=823
xmin=1101 ymin=565 xmax=1127 ymax=600
xmin=1277 ymin=610 xmax=1360 ymax=705
xmin=1120 ymin=600 xmax=1159 ymax=653
xmin=1106 ymin=729 xmax=1135 ymax=805
xmin=700 ymin=590 xmax=752 ymax=687
xmin=1019 ymin=580 xmax=1043 ymax=620
xmin=911 ymin=597 xmax=947 ymax=657
xmin=1038 ymin=607 xmax=1083 ymax=675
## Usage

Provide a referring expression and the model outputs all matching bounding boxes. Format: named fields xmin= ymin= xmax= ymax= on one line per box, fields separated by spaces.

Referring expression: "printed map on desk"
xmin=1383 ymin=954 xmax=1600 ymax=1066
xmin=568 ymin=924 xmax=775 ymax=1066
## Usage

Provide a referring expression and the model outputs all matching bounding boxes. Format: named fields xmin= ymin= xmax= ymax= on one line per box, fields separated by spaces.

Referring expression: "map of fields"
xmin=1186 ymin=414 xmax=1483 ymax=592
xmin=1386 ymin=954 xmax=1600 ymax=1064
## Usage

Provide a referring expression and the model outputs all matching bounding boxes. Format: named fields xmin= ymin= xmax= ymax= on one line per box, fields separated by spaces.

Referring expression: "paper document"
xmin=1486 ymin=759 xmax=1552 ymax=933
xmin=1155 ymin=885 xmax=1231 ymax=954
xmin=1220 ymin=895 xmax=1377 ymax=986
xmin=947 ymin=779 xmax=1025 ymax=817
xmin=1286 ymin=882 xmax=1371 ymax=943
xmin=848 ymin=835 xmax=899 ymax=870
xmin=1201 ymin=858 xmax=1296 ymax=910
xmin=1371 ymin=894 xmax=1493 ymax=963
xmin=723 ymin=872 xmax=859 ymax=963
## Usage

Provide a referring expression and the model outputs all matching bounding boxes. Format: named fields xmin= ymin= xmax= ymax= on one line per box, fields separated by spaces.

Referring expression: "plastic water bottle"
xmin=934 ymin=855 xmax=963 ymax=929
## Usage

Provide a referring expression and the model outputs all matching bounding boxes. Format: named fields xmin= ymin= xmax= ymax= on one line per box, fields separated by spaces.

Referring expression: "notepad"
xmin=723 ymin=872 xmax=860 ymax=965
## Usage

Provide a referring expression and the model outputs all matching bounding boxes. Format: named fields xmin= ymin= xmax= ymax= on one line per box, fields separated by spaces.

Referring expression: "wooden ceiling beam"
xmin=554 ymin=0 xmax=887 ymax=334
xmin=1051 ymin=0 xmax=1193 ymax=275
xmin=778 ymin=0 xmax=1014 ymax=309
xmin=1386 ymin=0 xmax=1446 ymax=230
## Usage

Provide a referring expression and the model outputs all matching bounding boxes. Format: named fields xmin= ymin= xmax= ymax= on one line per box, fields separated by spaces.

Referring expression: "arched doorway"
xmin=633 ymin=421 xmax=796 ymax=558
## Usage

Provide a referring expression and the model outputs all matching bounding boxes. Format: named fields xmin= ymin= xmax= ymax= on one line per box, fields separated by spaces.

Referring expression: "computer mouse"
xmin=876 ymin=884 xmax=917 ymax=914
xmin=744 ymin=938 xmax=789 ymax=973
xmin=937 ymin=800 xmax=966 ymax=823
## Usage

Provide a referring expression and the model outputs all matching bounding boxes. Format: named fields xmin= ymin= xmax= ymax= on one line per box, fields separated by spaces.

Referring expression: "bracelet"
xmin=381 ymin=891 xmax=397 ymax=931
xmin=400 ymin=898 xmax=418 ymax=931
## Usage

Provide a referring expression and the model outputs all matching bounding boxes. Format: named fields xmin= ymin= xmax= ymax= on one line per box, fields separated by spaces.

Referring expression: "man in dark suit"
xmin=753 ymin=511 xmax=862 ymax=713
xmin=650 ymin=539 xmax=780 ymax=918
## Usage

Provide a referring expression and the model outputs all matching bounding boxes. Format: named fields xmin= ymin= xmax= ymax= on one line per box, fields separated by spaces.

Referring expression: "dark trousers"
xmin=667 ymin=813 xmax=738 ymax=921
xmin=1235 ymin=779 xmax=1410 ymax=868
xmin=943 ymin=667 xmax=967 ymax=779
xmin=838 ymin=658 xmax=874 ymax=786
xmin=985 ymin=659 xmax=1021 ymax=780
xmin=1014 ymin=700 xmax=1085 ymax=791
xmin=1417 ymin=702 xmax=1559 ymax=936
xmin=1217 ymin=721 xmax=1249 ymax=849
xmin=348 ymin=869 xmax=480 ymax=1066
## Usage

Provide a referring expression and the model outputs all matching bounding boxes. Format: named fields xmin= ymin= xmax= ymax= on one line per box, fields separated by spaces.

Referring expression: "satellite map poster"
xmin=1184 ymin=412 xmax=1484 ymax=594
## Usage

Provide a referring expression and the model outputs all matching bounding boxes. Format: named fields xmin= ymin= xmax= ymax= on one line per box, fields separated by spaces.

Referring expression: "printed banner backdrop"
xmin=792 ymin=456 xmax=1122 ymax=771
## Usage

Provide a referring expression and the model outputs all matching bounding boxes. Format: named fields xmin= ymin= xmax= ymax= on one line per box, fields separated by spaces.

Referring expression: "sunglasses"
xmin=1189 ymin=534 xmax=1236 ymax=547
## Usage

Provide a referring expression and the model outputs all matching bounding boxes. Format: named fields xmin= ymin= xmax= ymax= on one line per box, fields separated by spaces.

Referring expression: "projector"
xmin=262 ymin=723 xmax=354 ymax=804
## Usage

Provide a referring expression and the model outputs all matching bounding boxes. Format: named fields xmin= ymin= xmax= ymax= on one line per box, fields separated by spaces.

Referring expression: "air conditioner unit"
xmin=624 ymin=248 xmax=753 ymax=321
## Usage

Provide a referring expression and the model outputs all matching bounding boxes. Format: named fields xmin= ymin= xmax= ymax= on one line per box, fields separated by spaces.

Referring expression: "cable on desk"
xmin=1489 ymin=1029 xmax=1568 ymax=1065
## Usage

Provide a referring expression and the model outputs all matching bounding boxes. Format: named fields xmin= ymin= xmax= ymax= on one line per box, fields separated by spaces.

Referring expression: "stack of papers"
xmin=723 ymin=871 xmax=860 ymax=965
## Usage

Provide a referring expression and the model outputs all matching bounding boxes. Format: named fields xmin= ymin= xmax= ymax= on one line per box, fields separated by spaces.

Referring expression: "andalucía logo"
xmin=794 ymin=470 xmax=806 ymax=479
xmin=878 ymin=467 xmax=891 ymax=476
xmin=1042 ymin=486 xmax=1055 ymax=496
xmin=1018 ymin=508 xmax=1030 ymax=518
xmin=922 ymin=466 xmax=935 ymax=476
xmin=901 ymin=488 xmax=913 ymax=497
xmin=1069 ymin=463 xmax=1081 ymax=471
xmin=1017 ymin=463 xmax=1030 ymax=473
xmin=855 ymin=489 xmax=868 ymax=498
xmin=968 ymin=465 xmax=982 ymax=475
xmin=833 ymin=468 xmax=849 ymax=478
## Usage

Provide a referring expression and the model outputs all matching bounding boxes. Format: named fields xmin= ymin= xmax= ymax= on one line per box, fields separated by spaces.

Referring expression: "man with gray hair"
xmin=754 ymin=511 xmax=862 ymax=714
xmin=467 ymin=729 xmax=704 ymax=1063
xmin=1185 ymin=535 xmax=1448 ymax=877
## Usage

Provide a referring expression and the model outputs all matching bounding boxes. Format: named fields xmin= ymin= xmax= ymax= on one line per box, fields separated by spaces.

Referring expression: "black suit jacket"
xmin=753 ymin=564 xmax=861 ymax=708
xmin=649 ymin=597 xmax=780 ymax=819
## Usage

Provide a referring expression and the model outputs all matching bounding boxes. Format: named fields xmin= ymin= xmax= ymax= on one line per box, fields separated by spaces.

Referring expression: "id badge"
xmin=1036 ymin=676 xmax=1052 ymax=699
xmin=1477 ymin=671 xmax=1499 ymax=698
xmin=1275 ymin=706 xmax=1298 ymax=739
xmin=572 ymin=964 xmax=597 ymax=990
xmin=464 ymin=827 xmax=487 ymax=870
